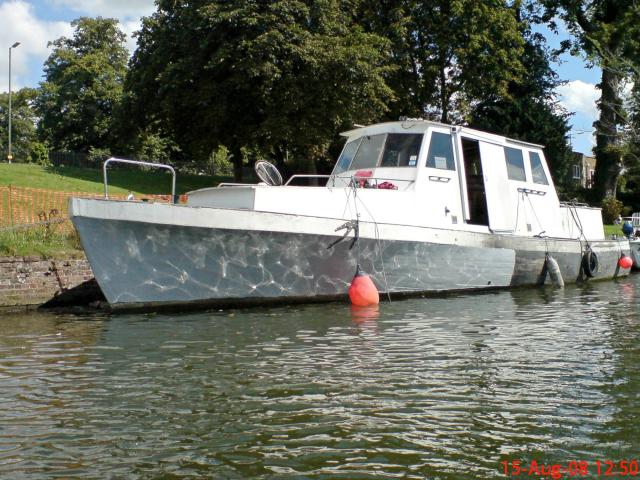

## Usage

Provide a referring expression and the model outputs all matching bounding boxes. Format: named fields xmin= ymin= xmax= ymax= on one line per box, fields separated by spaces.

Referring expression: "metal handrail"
xmin=331 ymin=174 xmax=415 ymax=189
xmin=284 ymin=174 xmax=332 ymax=186
xmin=217 ymin=182 xmax=260 ymax=187
xmin=103 ymin=157 xmax=176 ymax=202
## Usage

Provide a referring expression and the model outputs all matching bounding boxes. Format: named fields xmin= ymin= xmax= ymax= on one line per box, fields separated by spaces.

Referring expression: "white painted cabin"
xmin=187 ymin=120 xmax=604 ymax=241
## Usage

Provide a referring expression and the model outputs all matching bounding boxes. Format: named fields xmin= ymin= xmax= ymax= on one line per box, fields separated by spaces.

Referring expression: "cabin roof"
xmin=340 ymin=120 xmax=544 ymax=149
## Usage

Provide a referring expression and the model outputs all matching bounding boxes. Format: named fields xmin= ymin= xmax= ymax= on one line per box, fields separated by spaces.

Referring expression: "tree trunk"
xmin=592 ymin=63 xmax=623 ymax=201
xmin=439 ymin=61 xmax=449 ymax=124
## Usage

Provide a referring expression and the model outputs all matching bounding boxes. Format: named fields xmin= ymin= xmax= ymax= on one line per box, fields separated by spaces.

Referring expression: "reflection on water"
xmin=2 ymin=278 xmax=640 ymax=478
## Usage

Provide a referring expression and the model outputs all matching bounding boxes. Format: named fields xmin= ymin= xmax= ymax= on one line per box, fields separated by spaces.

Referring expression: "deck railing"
xmin=103 ymin=157 xmax=176 ymax=201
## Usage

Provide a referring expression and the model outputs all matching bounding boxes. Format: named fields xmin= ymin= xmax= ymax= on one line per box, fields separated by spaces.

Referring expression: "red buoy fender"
xmin=619 ymin=254 xmax=633 ymax=269
xmin=349 ymin=266 xmax=379 ymax=307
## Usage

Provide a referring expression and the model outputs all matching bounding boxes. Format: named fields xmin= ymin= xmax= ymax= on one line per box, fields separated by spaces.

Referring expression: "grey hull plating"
xmin=72 ymin=217 xmax=628 ymax=310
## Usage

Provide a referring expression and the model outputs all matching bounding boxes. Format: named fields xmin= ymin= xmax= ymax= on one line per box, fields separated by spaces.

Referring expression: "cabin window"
xmin=426 ymin=132 xmax=455 ymax=170
xmin=334 ymin=139 xmax=361 ymax=175
xmin=380 ymin=134 xmax=423 ymax=167
xmin=350 ymin=134 xmax=386 ymax=171
xmin=504 ymin=147 xmax=526 ymax=181
xmin=529 ymin=152 xmax=549 ymax=185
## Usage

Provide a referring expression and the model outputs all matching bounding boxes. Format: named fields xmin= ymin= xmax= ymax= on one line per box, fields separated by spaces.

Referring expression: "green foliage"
xmin=29 ymin=142 xmax=50 ymax=166
xmin=211 ymin=146 xmax=233 ymax=176
xmin=359 ymin=0 xmax=525 ymax=123
xmin=87 ymin=147 xmax=111 ymax=165
xmin=600 ymin=196 xmax=623 ymax=224
xmin=541 ymin=0 xmax=640 ymax=201
xmin=35 ymin=17 xmax=128 ymax=153
xmin=125 ymin=0 xmax=394 ymax=179
xmin=0 ymin=226 xmax=83 ymax=259
xmin=133 ymin=129 xmax=181 ymax=164
xmin=470 ymin=5 xmax=573 ymax=190
xmin=0 ymin=88 xmax=39 ymax=163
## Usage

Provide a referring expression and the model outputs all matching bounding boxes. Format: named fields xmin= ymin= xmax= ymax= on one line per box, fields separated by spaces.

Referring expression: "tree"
xmin=470 ymin=3 xmax=573 ymax=191
xmin=541 ymin=0 xmax=640 ymax=201
xmin=359 ymin=0 xmax=526 ymax=123
xmin=615 ymin=70 xmax=640 ymax=207
xmin=35 ymin=17 xmax=128 ymax=153
xmin=0 ymin=87 xmax=39 ymax=163
xmin=125 ymin=0 xmax=394 ymax=180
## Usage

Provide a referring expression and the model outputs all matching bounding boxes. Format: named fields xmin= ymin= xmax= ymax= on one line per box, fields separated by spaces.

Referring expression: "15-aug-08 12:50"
xmin=501 ymin=459 xmax=640 ymax=479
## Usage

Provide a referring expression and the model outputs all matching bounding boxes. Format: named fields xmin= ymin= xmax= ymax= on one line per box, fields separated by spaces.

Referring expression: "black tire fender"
xmin=582 ymin=248 xmax=598 ymax=277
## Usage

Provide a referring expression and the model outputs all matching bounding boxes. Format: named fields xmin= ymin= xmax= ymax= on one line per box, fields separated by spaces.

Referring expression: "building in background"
xmin=572 ymin=152 xmax=596 ymax=188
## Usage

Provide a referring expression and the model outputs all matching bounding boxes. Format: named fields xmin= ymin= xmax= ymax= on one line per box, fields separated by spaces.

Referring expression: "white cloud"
xmin=50 ymin=0 xmax=155 ymax=21
xmin=556 ymin=80 xmax=599 ymax=119
xmin=0 ymin=0 xmax=155 ymax=92
xmin=120 ymin=19 xmax=143 ymax=53
xmin=0 ymin=0 xmax=72 ymax=91
xmin=50 ymin=0 xmax=154 ymax=54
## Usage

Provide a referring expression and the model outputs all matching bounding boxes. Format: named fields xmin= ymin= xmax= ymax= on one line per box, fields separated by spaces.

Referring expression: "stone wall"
xmin=0 ymin=256 xmax=96 ymax=308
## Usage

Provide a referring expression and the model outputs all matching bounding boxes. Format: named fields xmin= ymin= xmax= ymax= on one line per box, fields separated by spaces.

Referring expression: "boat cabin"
xmin=187 ymin=120 xmax=604 ymax=240
xmin=326 ymin=120 xmax=602 ymax=239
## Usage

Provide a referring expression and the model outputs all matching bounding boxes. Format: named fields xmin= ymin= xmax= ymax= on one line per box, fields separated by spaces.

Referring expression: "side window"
xmin=333 ymin=139 xmax=361 ymax=175
xmin=426 ymin=132 xmax=455 ymax=170
xmin=350 ymin=134 xmax=386 ymax=171
xmin=380 ymin=134 xmax=423 ymax=167
xmin=505 ymin=147 xmax=526 ymax=181
xmin=572 ymin=165 xmax=581 ymax=179
xmin=529 ymin=152 xmax=549 ymax=185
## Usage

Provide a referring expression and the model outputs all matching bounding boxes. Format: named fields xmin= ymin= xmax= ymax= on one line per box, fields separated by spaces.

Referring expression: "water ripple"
xmin=2 ymin=278 xmax=640 ymax=478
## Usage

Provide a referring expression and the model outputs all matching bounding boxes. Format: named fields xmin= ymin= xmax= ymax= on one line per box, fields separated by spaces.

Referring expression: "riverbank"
xmin=0 ymin=254 xmax=102 ymax=310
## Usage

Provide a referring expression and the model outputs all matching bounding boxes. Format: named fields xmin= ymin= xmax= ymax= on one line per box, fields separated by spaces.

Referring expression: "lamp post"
xmin=7 ymin=41 xmax=20 ymax=164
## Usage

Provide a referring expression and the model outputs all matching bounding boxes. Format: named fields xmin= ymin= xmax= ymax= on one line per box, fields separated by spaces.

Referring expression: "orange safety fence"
xmin=0 ymin=185 xmax=188 ymax=231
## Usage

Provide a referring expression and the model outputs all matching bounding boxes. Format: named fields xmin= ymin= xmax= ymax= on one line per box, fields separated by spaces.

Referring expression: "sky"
xmin=0 ymin=0 xmax=600 ymax=155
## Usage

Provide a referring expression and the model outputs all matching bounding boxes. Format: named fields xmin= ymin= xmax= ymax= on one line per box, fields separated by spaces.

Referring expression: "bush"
xmin=87 ymin=147 xmax=112 ymax=166
xmin=135 ymin=131 xmax=180 ymax=164
xmin=601 ymin=196 xmax=623 ymax=224
xmin=210 ymin=146 xmax=233 ymax=176
xmin=29 ymin=142 xmax=50 ymax=166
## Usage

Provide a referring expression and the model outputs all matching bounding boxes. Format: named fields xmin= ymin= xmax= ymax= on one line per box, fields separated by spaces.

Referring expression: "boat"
xmin=621 ymin=214 xmax=640 ymax=268
xmin=69 ymin=119 xmax=632 ymax=310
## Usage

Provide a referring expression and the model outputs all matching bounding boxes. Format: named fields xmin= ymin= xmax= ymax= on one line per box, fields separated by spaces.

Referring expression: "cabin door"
xmin=460 ymin=138 xmax=489 ymax=226
xmin=477 ymin=142 xmax=516 ymax=232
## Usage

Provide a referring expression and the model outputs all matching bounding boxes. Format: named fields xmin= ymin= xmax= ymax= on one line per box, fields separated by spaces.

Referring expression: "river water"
xmin=1 ymin=277 xmax=640 ymax=479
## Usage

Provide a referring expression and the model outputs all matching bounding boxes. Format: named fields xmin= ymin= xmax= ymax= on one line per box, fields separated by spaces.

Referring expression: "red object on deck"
xmin=354 ymin=170 xmax=373 ymax=188
xmin=349 ymin=266 xmax=380 ymax=307
xmin=618 ymin=254 xmax=633 ymax=269
xmin=378 ymin=181 xmax=398 ymax=190
xmin=354 ymin=170 xmax=373 ymax=179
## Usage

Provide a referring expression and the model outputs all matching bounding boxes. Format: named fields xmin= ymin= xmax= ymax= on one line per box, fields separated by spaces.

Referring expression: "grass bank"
xmin=0 ymin=163 xmax=233 ymax=258
xmin=0 ymin=163 xmax=230 ymax=195
xmin=604 ymin=224 xmax=623 ymax=237
xmin=0 ymin=225 xmax=83 ymax=259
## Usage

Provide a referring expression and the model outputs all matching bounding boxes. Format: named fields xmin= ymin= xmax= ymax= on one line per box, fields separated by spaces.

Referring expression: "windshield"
xmin=350 ymin=134 xmax=387 ymax=171
xmin=333 ymin=138 xmax=361 ymax=175
xmin=332 ymin=133 xmax=424 ymax=175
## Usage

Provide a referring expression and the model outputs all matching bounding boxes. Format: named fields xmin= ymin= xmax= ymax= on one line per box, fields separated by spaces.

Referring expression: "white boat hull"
xmin=69 ymin=198 xmax=630 ymax=310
